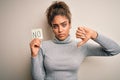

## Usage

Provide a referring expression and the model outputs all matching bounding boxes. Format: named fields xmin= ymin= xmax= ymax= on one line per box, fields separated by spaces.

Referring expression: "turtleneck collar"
xmin=53 ymin=35 xmax=72 ymax=44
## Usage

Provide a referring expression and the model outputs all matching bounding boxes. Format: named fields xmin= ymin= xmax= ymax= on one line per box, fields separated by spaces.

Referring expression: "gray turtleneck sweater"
xmin=31 ymin=33 xmax=120 ymax=80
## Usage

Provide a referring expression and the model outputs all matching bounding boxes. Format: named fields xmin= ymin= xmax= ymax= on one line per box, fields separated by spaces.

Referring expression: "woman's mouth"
xmin=58 ymin=34 xmax=65 ymax=37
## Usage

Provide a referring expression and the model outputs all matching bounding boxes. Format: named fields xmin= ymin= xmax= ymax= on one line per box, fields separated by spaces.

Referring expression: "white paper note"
xmin=32 ymin=28 xmax=43 ymax=39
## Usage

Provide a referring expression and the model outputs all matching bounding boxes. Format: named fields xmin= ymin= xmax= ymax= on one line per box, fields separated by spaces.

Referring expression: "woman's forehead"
xmin=52 ymin=15 xmax=69 ymax=24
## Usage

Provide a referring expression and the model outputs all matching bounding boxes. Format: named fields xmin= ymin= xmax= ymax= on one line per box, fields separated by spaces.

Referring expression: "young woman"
xmin=30 ymin=1 xmax=120 ymax=80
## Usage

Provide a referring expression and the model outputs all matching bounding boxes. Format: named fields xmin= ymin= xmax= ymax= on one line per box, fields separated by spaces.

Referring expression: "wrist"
xmin=31 ymin=53 xmax=38 ymax=57
xmin=91 ymin=31 xmax=98 ymax=40
xmin=31 ymin=50 xmax=38 ymax=57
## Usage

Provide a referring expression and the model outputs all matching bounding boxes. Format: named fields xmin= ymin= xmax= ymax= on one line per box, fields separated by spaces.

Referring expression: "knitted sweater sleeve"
xmin=86 ymin=33 xmax=120 ymax=56
xmin=31 ymin=48 xmax=45 ymax=80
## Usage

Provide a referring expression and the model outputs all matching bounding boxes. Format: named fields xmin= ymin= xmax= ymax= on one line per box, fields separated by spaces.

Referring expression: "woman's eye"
xmin=52 ymin=25 xmax=58 ymax=29
xmin=62 ymin=23 xmax=67 ymax=27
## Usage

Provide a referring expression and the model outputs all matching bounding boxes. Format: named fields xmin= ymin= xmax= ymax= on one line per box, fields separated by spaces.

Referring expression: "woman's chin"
xmin=57 ymin=36 xmax=66 ymax=41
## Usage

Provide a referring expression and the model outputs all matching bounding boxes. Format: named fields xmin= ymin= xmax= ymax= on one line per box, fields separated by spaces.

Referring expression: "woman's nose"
xmin=58 ymin=26 xmax=63 ymax=32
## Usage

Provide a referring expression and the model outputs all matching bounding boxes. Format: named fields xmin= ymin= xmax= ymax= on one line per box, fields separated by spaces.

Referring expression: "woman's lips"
xmin=58 ymin=34 xmax=65 ymax=37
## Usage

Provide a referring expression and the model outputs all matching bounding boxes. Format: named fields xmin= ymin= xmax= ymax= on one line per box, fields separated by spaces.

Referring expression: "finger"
xmin=76 ymin=32 xmax=86 ymax=39
xmin=76 ymin=33 xmax=86 ymax=38
xmin=77 ymin=39 xmax=89 ymax=47
xmin=33 ymin=42 xmax=40 ymax=47
xmin=30 ymin=38 xmax=41 ymax=48
xmin=76 ymin=30 xmax=86 ymax=35
xmin=34 ymin=40 xmax=40 ymax=47
xmin=30 ymin=42 xmax=40 ymax=49
xmin=76 ymin=30 xmax=86 ymax=36
xmin=78 ymin=26 xmax=84 ymax=30
xmin=78 ymin=27 xmax=85 ymax=32
xmin=76 ymin=32 xmax=82 ymax=36
xmin=77 ymin=27 xmax=86 ymax=34
xmin=76 ymin=35 xmax=86 ymax=39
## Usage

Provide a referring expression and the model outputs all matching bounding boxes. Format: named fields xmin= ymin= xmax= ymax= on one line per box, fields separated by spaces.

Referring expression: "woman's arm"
xmin=76 ymin=26 xmax=120 ymax=56
xmin=31 ymin=48 xmax=45 ymax=80
xmin=87 ymin=33 xmax=120 ymax=56
xmin=30 ymin=38 xmax=45 ymax=80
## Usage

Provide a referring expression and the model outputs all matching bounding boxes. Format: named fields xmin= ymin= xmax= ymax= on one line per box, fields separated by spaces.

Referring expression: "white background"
xmin=0 ymin=0 xmax=120 ymax=80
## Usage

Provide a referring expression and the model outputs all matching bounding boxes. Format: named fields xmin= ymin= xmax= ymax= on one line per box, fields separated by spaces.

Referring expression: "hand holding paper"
xmin=30 ymin=28 xmax=43 ymax=57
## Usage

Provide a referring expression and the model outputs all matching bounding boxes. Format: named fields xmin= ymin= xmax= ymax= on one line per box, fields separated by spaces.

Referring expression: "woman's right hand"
xmin=30 ymin=38 xmax=41 ymax=57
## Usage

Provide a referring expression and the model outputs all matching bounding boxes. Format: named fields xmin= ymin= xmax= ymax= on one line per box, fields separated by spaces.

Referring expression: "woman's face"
xmin=51 ymin=15 xmax=71 ymax=41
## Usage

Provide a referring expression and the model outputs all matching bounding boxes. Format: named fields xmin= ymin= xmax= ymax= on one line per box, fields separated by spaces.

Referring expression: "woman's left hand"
xmin=76 ymin=26 xmax=98 ymax=47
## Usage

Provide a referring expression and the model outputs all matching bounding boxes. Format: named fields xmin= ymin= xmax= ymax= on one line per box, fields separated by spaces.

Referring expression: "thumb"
xmin=77 ymin=39 xmax=88 ymax=47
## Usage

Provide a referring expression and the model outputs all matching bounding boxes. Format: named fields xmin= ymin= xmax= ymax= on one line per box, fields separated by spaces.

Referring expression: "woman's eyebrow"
xmin=60 ymin=21 xmax=67 ymax=24
xmin=52 ymin=21 xmax=67 ymax=25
